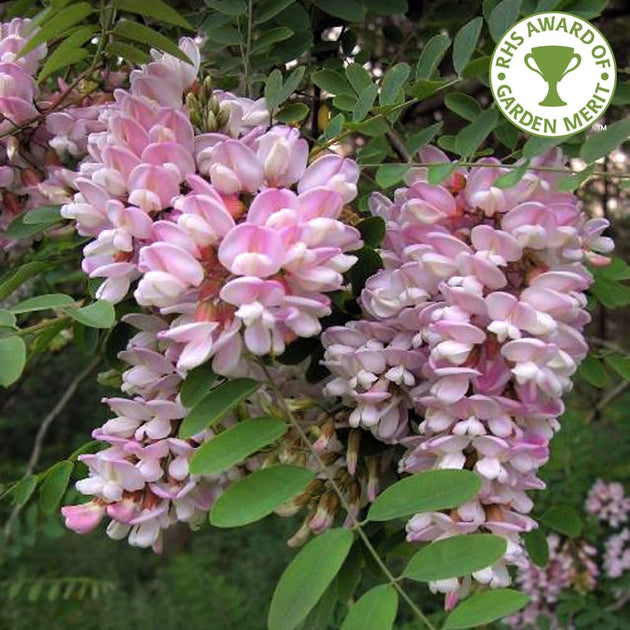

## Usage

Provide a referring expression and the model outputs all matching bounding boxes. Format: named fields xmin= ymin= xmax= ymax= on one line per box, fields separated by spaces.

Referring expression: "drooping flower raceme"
xmin=0 ymin=17 xmax=109 ymax=247
xmin=62 ymin=314 xmax=225 ymax=552
xmin=61 ymin=38 xmax=362 ymax=548
xmin=322 ymin=146 xmax=612 ymax=603
xmin=61 ymin=38 xmax=362 ymax=377
xmin=507 ymin=534 xmax=598 ymax=628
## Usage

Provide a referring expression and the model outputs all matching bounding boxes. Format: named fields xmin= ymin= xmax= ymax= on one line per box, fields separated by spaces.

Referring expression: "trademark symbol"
xmin=594 ymin=123 xmax=607 ymax=131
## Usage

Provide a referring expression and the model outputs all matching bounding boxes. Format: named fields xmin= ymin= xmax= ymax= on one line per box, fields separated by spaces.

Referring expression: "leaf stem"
xmin=260 ymin=363 xmax=437 ymax=630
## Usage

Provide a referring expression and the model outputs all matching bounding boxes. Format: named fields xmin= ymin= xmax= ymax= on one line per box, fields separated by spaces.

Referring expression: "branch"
xmin=3 ymin=356 xmax=101 ymax=539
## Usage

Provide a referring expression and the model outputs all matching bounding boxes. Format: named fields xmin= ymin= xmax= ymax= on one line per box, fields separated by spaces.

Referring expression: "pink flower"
xmin=61 ymin=502 xmax=105 ymax=534
xmin=298 ymin=154 xmax=359 ymax=203
xmin=256 ymin=126 xmax=308 ymax=187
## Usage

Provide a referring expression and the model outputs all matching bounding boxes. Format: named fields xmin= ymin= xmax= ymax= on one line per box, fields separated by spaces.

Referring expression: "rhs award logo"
xmin=490 ymin=12 xmax=616 ymax=137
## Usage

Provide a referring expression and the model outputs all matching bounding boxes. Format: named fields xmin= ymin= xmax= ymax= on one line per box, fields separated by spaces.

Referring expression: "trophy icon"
xmin=524 ymin=46 xmax=581 ymax=107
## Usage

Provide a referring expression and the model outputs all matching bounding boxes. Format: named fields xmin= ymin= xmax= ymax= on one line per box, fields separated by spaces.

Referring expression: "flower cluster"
xmin=61 ymin=38 xmax=361 ymax=377
xmin=585 ymin=479 xmax=630 ymax=528
xmin=62 ymin=314 xmax=226 ymax=552
xmin=0 ymin=17 xmax=109 ymax=247
xmin=583 ymin=479 xmax=630 ymax=579
xmin=322 ymin=145 xmax=612 ymax=603
xmin=507 ymin=534 xmax=598 ymax=628
xmin=603 ymin=528 xmax=630 ymax=579
xmin=60 ymin=38 xmax=364 ymax=547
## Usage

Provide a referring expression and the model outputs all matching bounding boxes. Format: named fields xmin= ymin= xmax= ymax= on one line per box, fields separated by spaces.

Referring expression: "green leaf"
xmin=612 ymin=81 xmax=630 ymax=106
xmin=591 ymin=277 xmax=630 ymax=309
xmin=488 ymin=0 xmax=522 ymax=43
xmin=12 ymin=476 xmax=38 ymax=507
xmin=189 ymin=416 xmax=287 ymax=476
xmin=113 ymin=0 xmax=194 ymax=30
xmin=340 ymin=584 xmax=398 ymax=630
xmin=254 ymin=0 xmax=296 ymax=24
xmin=265 ymin=69 xmax=284 ymax=111
xmin=63 ymin=300 xmax=115 ymax=329
xmin=375 ymin=164 xmax=409 ymax=188
xmin=276 ymin=102 xmax=309 ymax=123
xmin=581 ymin=119 xmax=630 ymax=164
xmin=205 ymin=23 xmax=244 ymax=45
xmin=541 ymin=505 xmax=582 ymax=538
xmin=494 ymin=119 xmax=520 ymax=150
xmin=113 ymin=20 xmax=193 ymax=63
xmin=19 ymin=3 xmax=94 ymax=58
xmin=345 ymin=63 xmax=373 ymax=95
xmin=0 ymin=336 xmax=26 ymax=387
xmin=39 ymin=461 xmax=74 ymax=513
xmin=416 ymin=34 xmax=451 ymax=79
xmin=268 ymin=528 xmax=354 ymax=630
xmin=337 ymin=544 xmax=363 ymax=601
xmin=445 ymin=92 xmax=481 ymax=121
xmin=180 ymin=365 xmax=217 ymax=408
xmin=252 ymin=26 xmax=295 ymax=54
xmin=179 ymin=378 xmax=260 ymax=438
xmin=312 ymin=69 xmax=354 ymax=97
xmin=453 ymin=18 xmax=483 ymax=75
xmin=106 ymin=41 xmax=151 ymax=64
xmin=404 ymin=534 xmax=507 ymax=582
xmin=444 ymin=589 xmax=530 ymax=629
xmin=562 ymin=0 xmax=607 ymax=19
xmin=600 ymin=257 xmax=630 ymax=281
xmin=461 ymin=55 xmax=491 ymax=79
xmin=522 ymin=133 xmax=575 ymax=159
xmin=428 ymin=162 xmax=458 ymax=185
xmin=380 ymin=62 xmax=410 ymax=106
xmin=299 ymin=582 xmax=338 ymax=630
xmin=333 ymin=94 xmax=358 ymax=112
xmin=356 ymin=216 xmax=386 ymax=247
xmin=206 ymin=0 xmax=247 ymax=15
xmin=6 ymin=213 xmax=61 ymax=239
xmin=408 ymin=78 xmax=449 ymax=100
xmin=523 ymin=528 xmax=549 ymax=568
xmin=494 ymin=161 xmax=530 ymax=188
xmin=323 ymin=113 xmax=344 ymax=140
xmin=353 ymin=84 xmax=378 ymax=121
xmin=368 ymin=470 xmax=482 ymax=522
xmin=578 ymin=355 xmax=609 ymax=388
xmin=604 ymin=354 xmax=630 ymax=380
xmin=38 ymin=28 xmax=95 ymax=80
xmin=210 ymin=465 xmax=314 ymax=528
xmin=22 ymin=206 xmax=62 ymax=225
xmin=10 ymin=294 xmax=75 ymax=314
xmin=557 ymin=164 xmax=595 ymax=192
xmin=0 ymin=262 xmax=47 ymax=302
xmin=455 ymin=108 xmax=499 ymax=157
xmin=314 ymin=0 xmax=366 ymax=22
xmin=278 ymin=66 xmax=306 ymax=104
xmin=0 ymin=309 xmax=17 ymax=328
xmin=404 ymin=121 xmax=443 ymax=155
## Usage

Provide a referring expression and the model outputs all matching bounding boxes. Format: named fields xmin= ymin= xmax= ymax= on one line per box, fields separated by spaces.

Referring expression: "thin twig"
xmin=360 ymin=161 xmax=630 ymax=180
xmin=386 ymin=128 xmax=412 ymax=162
xmin=585 ymin=379 xmax=630 ymax=424
xmin=606 ymin=588 xmax=630 ymax=612
xmin=3 ymin=356 xmax=101 ymax=538
xmin=261 ymin=363 xmax=437 ymax=630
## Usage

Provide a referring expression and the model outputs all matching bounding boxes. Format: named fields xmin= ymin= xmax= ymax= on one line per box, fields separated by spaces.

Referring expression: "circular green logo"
xmin=490 ymin=12 xmax=616 ymax=138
